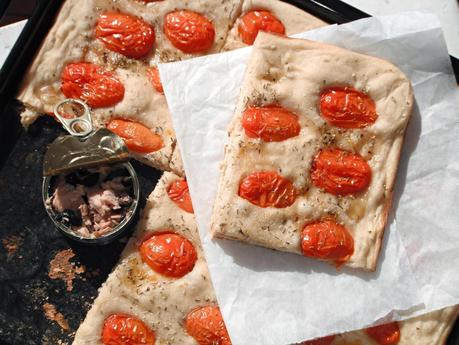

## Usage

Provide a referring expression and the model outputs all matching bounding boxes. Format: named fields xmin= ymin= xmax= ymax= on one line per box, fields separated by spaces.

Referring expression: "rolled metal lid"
xmin=43 ymin=99 xmax=130 ymax=176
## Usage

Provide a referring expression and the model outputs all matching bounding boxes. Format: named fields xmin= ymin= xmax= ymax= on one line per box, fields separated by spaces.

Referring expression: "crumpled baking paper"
xmin=159 ymin=12 xmax=459 ymax=345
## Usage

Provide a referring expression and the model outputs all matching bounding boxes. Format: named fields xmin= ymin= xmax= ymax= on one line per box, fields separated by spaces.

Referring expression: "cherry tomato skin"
xmin=61 ymin=62 xmax=125 ymax=108
xmin=139 ymin=232 xmax=197 ymax=278
xmin=299 ymin=335 xmax=336 ymax=345
xmin=167 ymin=179 xmax=194 ymax=213
xmin=164 ymin=10 xmax=215 ymax=54
xmin=239 ymin=171 xmax=297 ymax=208
xmin=241 ymin=105 xmax=301 ymax=142
xmin=101 ymin=314 xmax=156 ymax=345
xmin=185 ymin=305 xmax=232 ymax=345
xmin=238 ymin=10 xmax=285 ymax=45
xmin=147 ymin=67 xmax=164 ymax=94
xmin=320 ymin=86 xmax=377 ymax=129
xmin=365 ymin=322 xmax=401 ymax=345
xmin=301 ymin=219 xmax=354 ymax=263
xmin=95 ymin=12 xmax=155 ymax=58
xmin=310 ymin=148 xmax=371 ymax=196
xmin=107 ymin=119 xmax=163 ymax=153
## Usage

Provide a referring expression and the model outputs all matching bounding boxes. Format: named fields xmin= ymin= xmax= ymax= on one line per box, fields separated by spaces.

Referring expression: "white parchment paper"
xmin=159 ymin=12 xmax=459 ymax=345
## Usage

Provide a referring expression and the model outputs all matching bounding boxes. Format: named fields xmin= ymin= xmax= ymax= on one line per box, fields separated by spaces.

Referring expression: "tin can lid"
xmin=43 ymin=99 xmax=130 ymax=176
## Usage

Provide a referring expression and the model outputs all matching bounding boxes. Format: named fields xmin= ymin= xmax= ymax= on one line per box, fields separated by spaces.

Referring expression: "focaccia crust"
xmin=397 ymin=306 xmax=459 ymax=345
xmin=211 ymin=33 xmax=413 ymax=271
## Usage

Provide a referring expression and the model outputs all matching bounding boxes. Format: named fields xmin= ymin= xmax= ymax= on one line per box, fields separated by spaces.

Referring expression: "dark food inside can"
xmin=47 ymin=165 xmax=134 ymax=238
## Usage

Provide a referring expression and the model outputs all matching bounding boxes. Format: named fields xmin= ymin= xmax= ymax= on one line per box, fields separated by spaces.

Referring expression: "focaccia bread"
xmin=222 ymin=0 xmax=326 ymax=51
xmin=300 ymin=305 xmax=459 ymax=345
xmin=396 ymin=306 xmax=459 ymax=345
xmin=73 ymin=172 xmax=230 ymax=345
xmin=211 ymin=32 xmax=413 ymax=271
xmin=17 ymin=0 xmax=243 ymax=175
xmin=17 ymin=0 xmax=329 ymax=177
xmin=19 ymin=0 xmax=243 ymax=117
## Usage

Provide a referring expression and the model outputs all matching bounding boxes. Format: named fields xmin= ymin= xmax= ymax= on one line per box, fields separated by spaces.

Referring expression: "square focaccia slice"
xmin=73 ymin=172 xmax=231 ymax=345
xmin=211 ymin=33 xmax=413 ymax=271
xmin=17 ymin=0 xmax=243 ymax=174
xmin=299 ymin=305 xmax=459 ymax=345
xmin=222 ymin=0 xmax=327 ymax=51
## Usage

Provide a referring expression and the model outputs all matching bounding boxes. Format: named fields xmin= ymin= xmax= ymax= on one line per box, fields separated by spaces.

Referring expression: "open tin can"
xmin=42 ymin=99 xmax=140 ymax=244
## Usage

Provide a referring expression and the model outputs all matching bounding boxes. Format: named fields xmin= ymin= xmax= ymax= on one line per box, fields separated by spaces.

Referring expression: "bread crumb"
xmin=48 ymin=249 xmax=85 ymax=291
xmin=2 ymin=234 xmax=23 ymax=256
xmin=43 ymin=302 xmax=70 ymax=331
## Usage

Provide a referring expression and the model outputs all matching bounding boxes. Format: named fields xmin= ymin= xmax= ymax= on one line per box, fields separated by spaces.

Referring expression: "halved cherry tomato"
xmin=241 ymin=105 xmax=300 ymax=142
xmin=299 ymin=335 xmax=336 ymax=345
xmin=164 ymin=10 xmax=215 ymax=54
xmin=139 ymin=231 xmax=197 ymax=278
xmin=107 ymin=118 xmax=163 ymax=153
xmin=310 ymin=148 xmax=371 ymax=196
xmin=365 ymin=322 xmax=400 ymax=345
xmin=185 ymin=305 xmax=231 ymax=345
xmin=167 ymin=179 xmax=193 ymax=213
xmin=238 ymin=10 xmax=285 ymax=45
xmin=95 ymin=12 xmax=155 ymax=58
xmin=61 ymin=62 xmax=125 ymax=108
xmin=320 ymin=86 xmax=377 ymax=129
xmin=239 ymin=171 xmax=297 ymax=208
xmin=102 ymin=314 xmax=156 ymax=345
xmin=147 ymin=67 xmax=164 ymax=94
xmin=301 ymin=219 xmax=354 ymax=263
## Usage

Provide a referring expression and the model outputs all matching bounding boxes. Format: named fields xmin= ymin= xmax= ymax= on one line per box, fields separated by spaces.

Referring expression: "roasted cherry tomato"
xmin=310 ymin=148 xmax=371 ymax=196
xmin=167 ymin=179 xmax=194 ymax=213
xmin=301 ymin=219 xmax=354 ymax=263
xmin=102 ymin=314 xmax=156 ymax=345
xmin=139 ymin=232 xmax=197 ymax=278
xmin=238 ymin=10 xmax=285 ymax=45
xmin=185 ymin=305 xmax=231 ymax=345
xmin=95 ymin=12 xmax=155 ymax=58
xmin=61 ymin=62 xmax=124 ymax=108
xmin=147 ymin=67 xmax=164 ymax=94
xmin=320 ymin=86 xmax=377 ymax=129
xmin=241 ymin=105 xmax=300 ymax=142
xmin=299 ymin=335 xmax=336 ymax=345
xmin=107 ymin=118 xmax=163 ymax=153
xmin=365 ymin=322 xmax=400 ymax=345
xmin=164 ymin=10 xmax=215 ymax=54
xmin=239 ymin=171 xmax=297 ymax=208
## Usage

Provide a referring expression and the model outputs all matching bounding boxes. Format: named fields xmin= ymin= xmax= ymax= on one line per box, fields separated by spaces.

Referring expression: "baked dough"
xmin=17 ymin=0 xmax=243 ymax=121
xmin=298 ymin=305 xmax=459 ymax=345
xmin=396 ymin=306 xmax=459 ymax=345
xmin=73 ymin=172 xmax=218 ymax=345
xmin=211 ymin=32 xmax=413 ymax=271
xmin=16 ymin=0 xmax=328 ymax=176
xmin=222 ymin=0 xmax=326 ymax=51
xmin=16 ymin=0 xmax=243 ymax=175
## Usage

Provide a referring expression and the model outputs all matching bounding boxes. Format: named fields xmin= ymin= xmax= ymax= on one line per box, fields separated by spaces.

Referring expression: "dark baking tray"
xmin=0 ymin=1 xmax=457 ymax=344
